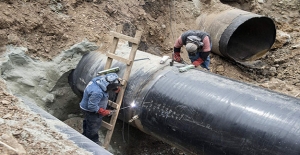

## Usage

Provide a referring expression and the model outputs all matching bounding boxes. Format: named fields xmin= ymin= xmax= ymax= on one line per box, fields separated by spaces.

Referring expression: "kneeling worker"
xmin=173 ymin=30 xmax=212 ymax=70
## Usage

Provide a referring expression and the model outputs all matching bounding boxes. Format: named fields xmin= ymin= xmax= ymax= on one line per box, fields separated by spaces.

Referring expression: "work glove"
xmin=174 ymin=52 xmax=182 ymax=62
xmin=97 ymin=108 xmax=111 ymax=116
xmin=192 ymin=58 xmax=204 ymax=67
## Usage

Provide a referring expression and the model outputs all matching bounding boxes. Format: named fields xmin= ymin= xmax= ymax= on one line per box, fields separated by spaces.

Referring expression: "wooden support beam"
xmin=107 ymin=100 xmax=118 ymax=109
xmin=101 ymin=121 xmax=113 ymax=131
xmin=104 ymin=25 xmax=123 ymax=70
xmin=106 ymin=52 xmax=132 ymax=65
xmin=109 ymin=31 xmax=140 ymax=44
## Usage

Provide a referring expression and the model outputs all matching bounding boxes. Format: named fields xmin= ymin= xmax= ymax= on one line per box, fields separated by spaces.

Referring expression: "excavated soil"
xmin=0 ymin=0 xmax=300 ymax=154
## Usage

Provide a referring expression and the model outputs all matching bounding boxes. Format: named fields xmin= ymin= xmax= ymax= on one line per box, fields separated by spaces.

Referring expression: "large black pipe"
xmin=69 ymin=49 xmax=300 ymax=155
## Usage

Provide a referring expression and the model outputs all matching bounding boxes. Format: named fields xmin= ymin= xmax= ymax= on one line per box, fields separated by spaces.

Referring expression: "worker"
xmin=79 ymin=73 xmax=121 ymax=145
xmin=173 ymin=30 xmax=212 ymax=70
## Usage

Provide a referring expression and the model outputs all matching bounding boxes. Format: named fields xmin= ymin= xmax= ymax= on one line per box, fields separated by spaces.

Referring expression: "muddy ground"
xmin=0 ymin=0 xmax=300 ymax=154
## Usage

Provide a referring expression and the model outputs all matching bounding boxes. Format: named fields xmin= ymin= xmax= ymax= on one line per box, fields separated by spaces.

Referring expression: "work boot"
xmin=196 ymin=65 xmax=210 ymax=72
xmin=204 ymin=68 xmax=211 ymax=72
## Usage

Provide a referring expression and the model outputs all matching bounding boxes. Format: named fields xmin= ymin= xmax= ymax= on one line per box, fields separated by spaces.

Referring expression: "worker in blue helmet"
xmin=79 ymin=73 xmax=121 ymax=145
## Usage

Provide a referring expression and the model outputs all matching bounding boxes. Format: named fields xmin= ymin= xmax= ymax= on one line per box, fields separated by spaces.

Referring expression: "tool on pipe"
xmin=134 ymin=58 xmax=150 ymax=61
xmin=97 ymin=67 xmax=120 ymax=75
xmin=170 ymin=52 xmax=195 ymax=72
xmin=108 ymin=101 xmax=136 ymax=116
xmin=120 ymin=101 xmax=136 ymax=110
xmin=170 ymin=53 xmax=174 ymax=66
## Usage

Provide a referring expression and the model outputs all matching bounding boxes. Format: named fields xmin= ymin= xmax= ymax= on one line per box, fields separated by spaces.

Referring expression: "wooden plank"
xmin=120 ymin=30 xmax=142 ymax=83
xmin=104 ymin=25 xmax=123 ymax=70
xmin=103 ymin=88 xmax=125 ymax=148
xmin=109 ymin=31 xmax=140 ymax=44
xmin=128 ymin=31 xmax=143 ymax=61
xmin=106 ymin=52 xmax=132 ymax=65
xmin=101 ymin=120 xmax=113 ymax=130
xmin=107 ymin=100 xmax=118 ymax=109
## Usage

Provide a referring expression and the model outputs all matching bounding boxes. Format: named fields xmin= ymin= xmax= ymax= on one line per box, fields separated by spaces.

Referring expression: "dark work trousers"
xmin=82 ymin=110 xmax=103 ymax=144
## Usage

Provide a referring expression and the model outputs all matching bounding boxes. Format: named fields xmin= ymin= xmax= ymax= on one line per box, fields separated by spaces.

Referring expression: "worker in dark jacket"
xmin=80 ymin=73 xmax=121 ymax=145
xmin=173 ymin=30 xmax=212 ymax=70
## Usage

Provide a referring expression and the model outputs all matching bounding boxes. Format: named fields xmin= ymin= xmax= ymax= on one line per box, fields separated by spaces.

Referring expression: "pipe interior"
xmin=226 ymin=17 xmax=276 ymax=61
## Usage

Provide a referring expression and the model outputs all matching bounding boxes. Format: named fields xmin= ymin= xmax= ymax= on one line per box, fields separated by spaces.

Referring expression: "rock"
xmin=8 ymin=47 xmax=31 ymax=66
xmin=1 ymin=100 xmax=10 ymax=105
xmin=257 ymin=0 xmax=265 ymax=3
xmin=272 ymin=30 xmax=291 ymax=49
xmin=291 ymin=44 xmax=300 ymax=49
xmin=20 ymin=78 xmax=35 ymax=87
xmin=239 ymin=60 xmax=266 ymax=69
xmin=42 ymin=94 xmax=55 ymax=103
xmin=2 ymin=113 xmax=12 ymax=119
xmin=216 ymin=65 xmax=225 ymax=72
xmin=7 ymin=33 xmax=21 ymax=45
xmin=269 ymin=67 xmax=277 ymax=72
xmin=105 ymin=4 xmax=117 ymax=15
xmin=0 ymin=118 xmax=5 ymax=124
xmin=259 ymin=83 xmax=268 ymax=88
xmin=0 ymin=30 xmax=8 ymax=46
xmin=1 ymin=133 xmax=27 ymax=154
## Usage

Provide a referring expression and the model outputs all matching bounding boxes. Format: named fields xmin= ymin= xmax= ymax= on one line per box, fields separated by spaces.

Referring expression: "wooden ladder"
xmin=101 ymin=25 xmax=142 ymax=149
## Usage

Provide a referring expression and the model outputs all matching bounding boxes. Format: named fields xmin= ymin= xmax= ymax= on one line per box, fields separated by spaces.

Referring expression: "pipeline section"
xmin=196 ymin=5 xmax=276 ymax=62
xmin=69 ymin=49 xmax=300 ymax=155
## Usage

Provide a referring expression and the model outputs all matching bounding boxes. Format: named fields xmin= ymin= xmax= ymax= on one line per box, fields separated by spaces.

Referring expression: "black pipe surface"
xmin=69 ymin=50 xmax=300 ymax=155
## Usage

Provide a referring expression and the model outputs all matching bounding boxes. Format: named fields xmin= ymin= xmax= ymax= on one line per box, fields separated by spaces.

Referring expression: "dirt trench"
xmin=0 ymin=0 xmax=300 ymax=154
xmin=1 ymin=0 xmax=299 ymax=97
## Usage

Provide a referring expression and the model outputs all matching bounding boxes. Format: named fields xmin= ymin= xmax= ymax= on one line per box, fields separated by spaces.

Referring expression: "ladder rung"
xmin=109 ymin=31 xmax=140 ymax=44
xmin=102 ymin=121 xmax=113 ymax=130
xmin=108 ymin=100 xmax=118 ymax=109
xmin=106 ymin=52 xmax=132 ymax=65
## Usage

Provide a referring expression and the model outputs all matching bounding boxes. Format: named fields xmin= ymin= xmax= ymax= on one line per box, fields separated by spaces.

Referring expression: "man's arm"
xmin=174 ymin=36 xmax=183 ymax=50
xmin=88 ymin=93 xmax=111 ymax=116
xmin=87 ymin=93 xmax=104 ymax=112
xmin=173 ymin=36 xmax=183 ymax=62
xmin=202 ymin=36 xmax=211 ymax=52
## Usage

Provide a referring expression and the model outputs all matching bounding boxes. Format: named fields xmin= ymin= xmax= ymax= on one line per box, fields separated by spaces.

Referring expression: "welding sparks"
xmin=120 ymin=101 xmax=137 ymax=110
xmin=130 ymin=101 xmax=136 ymax=108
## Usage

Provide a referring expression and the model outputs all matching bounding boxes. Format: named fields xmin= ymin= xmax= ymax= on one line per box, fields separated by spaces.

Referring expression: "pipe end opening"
xmin=222 ymin=17 xmax=276 ymax=62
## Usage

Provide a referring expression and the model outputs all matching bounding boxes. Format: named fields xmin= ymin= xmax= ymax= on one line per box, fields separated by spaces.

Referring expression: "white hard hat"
xmin=186 ymin=43 xmax=198 ymax=53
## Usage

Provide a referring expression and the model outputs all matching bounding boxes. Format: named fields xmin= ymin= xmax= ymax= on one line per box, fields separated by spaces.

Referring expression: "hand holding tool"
xmin=98 ymin=108 xmax=110 ymax=116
